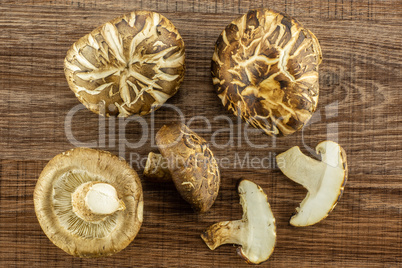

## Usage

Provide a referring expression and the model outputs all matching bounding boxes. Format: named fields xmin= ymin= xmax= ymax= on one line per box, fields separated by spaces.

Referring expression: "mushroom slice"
xmin=201 ymin=180 xmax=276 ymax=264
xmin=276 ymin=141 xmax=348 ymax=226
xmin=34 ymin=148 xmax=143 ymax=257
xmin=143 ymin=123 xmax=220 ymax=213
xmin=64 ymin=11 xmax=185 ymax=117
xmin=212 ymin=9 xmax=322 ymax=136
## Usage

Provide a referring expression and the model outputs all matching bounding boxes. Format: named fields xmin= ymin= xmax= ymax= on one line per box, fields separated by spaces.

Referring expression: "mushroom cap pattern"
xmin=155 ymin=123 xmax=220 ymax=213
xmin=276 ymin=141 xmax=348 ymax=226
xmin=65 ymin=10 xmax=185 ymax=117
xmin=34 ymin=148 xmax=143 ymax=257
xmin=212 ymin=9 xmax=322 ymax=136
xmin=201 ymin=180 xmax=276 ymax=264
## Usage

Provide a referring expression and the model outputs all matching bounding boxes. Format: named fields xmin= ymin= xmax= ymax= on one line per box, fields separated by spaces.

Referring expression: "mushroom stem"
xmin=276 ymin=146 xmax=323 ymax=193
xmin=201 ymin=220 xmax=244 ymax=250
xmin=72 ymin=181 xmax=125 ymax=222
xmin=143 ymin=152 xmax=172 ymax=182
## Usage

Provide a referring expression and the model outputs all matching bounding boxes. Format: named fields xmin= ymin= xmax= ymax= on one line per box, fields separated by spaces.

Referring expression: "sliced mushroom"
xmin=34 ymin=148 xmax=143 ymax=257
xmin=143 ymin=123 xmax=220 ymax=213
xmin=212 ymin=9 xmax=322 ymax=136
xmin=64 ymin=11 xmax=185 ymax=117
xmin=201 ymin=180 xmax=276 ymax=264
xmin=276 ymin=141 xmax=348 ymax=226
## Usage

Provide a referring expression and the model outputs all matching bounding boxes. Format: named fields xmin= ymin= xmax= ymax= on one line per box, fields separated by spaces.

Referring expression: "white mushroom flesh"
xmin=71 ymin=181 xmax=125 ymax=223
xmin=276 ymin=141 xmax=347 ymax=226
xmin=201 ymin=180 xmax=276 ymax=264
xmin=85 ymin=183 xmax=125 ymax=215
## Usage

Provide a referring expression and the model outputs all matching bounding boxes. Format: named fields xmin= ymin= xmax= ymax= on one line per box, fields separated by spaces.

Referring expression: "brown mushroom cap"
xmin=155 ymin=123 xmax=220 ymax=213
xmin=34 ymin=148 xmax=143 ymax=257
xmin=64 ymin=10 xmax=185 ymax=117
xmin=212 ymin=9 xmax=322 ymax=136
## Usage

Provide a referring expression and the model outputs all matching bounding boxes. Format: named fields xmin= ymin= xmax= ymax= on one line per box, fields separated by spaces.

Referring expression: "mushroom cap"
xmin=276 ymin=141 xmax=348 ymax=226
xmin=212 ymin=9 xmax=322 ymax=136
xmin=155 ymin=123 xmax=220 ymax=213
xmin=64 ymin=10 xmax=185 ymax=117
xmin=34 ymin=148 xmax=143 ymax=257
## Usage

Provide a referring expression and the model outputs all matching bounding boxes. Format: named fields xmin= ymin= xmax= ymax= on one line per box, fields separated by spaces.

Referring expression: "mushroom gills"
xmin=276 ymin=141 xmax=348 ymax=226
xmin=53 ymin=171 xmax=122 ymax=238
xmin=201 ymin=180 xmax=276 ymax=265
xmin=35 ymin=148 xmax=143 ymax=257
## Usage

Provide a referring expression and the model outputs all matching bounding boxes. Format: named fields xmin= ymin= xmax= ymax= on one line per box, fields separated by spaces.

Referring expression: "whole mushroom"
xmin=212 ymin=9 xmax=322 ymax=136
xmin=64 ymin=10 xmax=185 ymax=117
xmin=34 ymin=148 xmax=143 ymax=257
xmin=143 ymin=123 xmax=220 ymax=213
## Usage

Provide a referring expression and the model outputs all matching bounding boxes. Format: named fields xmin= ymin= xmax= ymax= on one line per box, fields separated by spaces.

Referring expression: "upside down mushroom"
xmin=143 ymin=123 xmax=220 ymax=213
xmin=34 ymin=148 xmax=143 ymax=257
xmin=276 ymin=141 xmax=348 ymax=226
xmin=201 ymin=180 xmax=276 ymax=264
xmin=212 ymin=9 xmax=322 ymax=136
xmin=64 ymin=10 xmax=185 ymax=117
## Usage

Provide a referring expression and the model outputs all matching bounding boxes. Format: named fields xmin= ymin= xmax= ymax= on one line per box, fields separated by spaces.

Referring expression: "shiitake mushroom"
xmin=64 ymin=11 xmax=185 ymax=117
xmin=144 ymin=123 xmax=220 ymax=214
xmin=212 ymin=8 xmax=322 ymax=136
xmin=34 ymin=148 xmax=143 ymax=257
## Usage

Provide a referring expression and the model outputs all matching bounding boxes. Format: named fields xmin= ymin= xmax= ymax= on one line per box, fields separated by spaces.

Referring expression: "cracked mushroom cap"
xmin=156 ymin=123 xmax=220 ymax=213
xmin=34 ymin=148 xmax=143 ymax=257
xmin=64 ymin=11 xmax=185 ymax=117
xmin=212 ymin=9 xmax=322 ymax=136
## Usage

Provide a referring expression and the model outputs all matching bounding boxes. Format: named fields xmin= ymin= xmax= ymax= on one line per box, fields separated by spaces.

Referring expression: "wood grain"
xmin=0 ymin=0 xmax=401 ymax=267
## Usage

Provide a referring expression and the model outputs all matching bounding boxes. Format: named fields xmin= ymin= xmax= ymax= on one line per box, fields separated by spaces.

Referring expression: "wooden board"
xmin=0 ymin=1 xmax=401 ymax=267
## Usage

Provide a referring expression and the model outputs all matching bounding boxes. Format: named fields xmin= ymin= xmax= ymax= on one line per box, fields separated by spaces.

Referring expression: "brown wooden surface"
xmin=0 ymin=0 xmax=401 ymax=267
